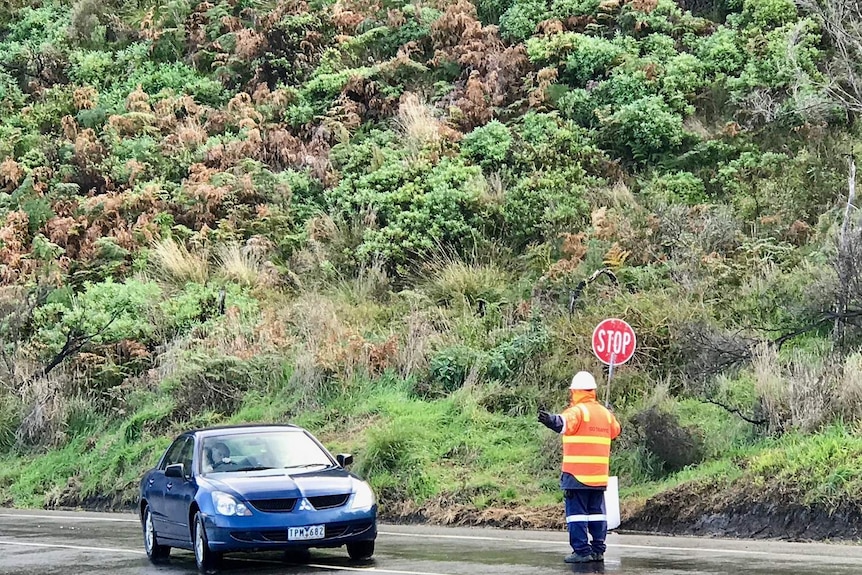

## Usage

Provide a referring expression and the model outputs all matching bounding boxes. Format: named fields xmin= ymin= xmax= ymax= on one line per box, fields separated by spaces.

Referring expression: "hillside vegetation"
xmin=3 ymin=0 xmax=862 ymax=535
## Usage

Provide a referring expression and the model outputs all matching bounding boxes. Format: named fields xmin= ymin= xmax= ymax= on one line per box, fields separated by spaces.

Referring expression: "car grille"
xmin=308 ymin=494 xmax=350 ymax=509
xmin=231 ymin=522 xmax=375 ymax=544
xmin=248 ymin=498 xmax=298 ymax=512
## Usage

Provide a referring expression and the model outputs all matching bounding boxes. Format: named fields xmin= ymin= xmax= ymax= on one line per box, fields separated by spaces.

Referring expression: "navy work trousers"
xmin=564 ymin=489 xmax=607 ymax=557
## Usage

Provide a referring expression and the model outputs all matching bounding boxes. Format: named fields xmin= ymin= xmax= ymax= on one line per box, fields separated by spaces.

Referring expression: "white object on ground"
xmin=605 ymin=476 xmax=620 ymax=530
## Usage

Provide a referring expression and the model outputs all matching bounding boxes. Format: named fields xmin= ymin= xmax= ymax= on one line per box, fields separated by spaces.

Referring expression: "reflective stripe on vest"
xmin=561 ymin=401 xmax=614 ymax=487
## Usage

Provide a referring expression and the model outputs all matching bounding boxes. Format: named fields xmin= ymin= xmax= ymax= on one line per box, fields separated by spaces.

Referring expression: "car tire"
xmin=142 ymin=505 xmax=170 ymax=563
xmin=193 ymin=512 xmax=221 ymax=573
xmin=347 ymin=540 xmax=375 ymax=560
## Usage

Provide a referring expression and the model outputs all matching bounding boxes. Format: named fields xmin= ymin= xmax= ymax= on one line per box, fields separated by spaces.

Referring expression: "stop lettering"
xmin=591 ymin=318 xmax=636 ymax=366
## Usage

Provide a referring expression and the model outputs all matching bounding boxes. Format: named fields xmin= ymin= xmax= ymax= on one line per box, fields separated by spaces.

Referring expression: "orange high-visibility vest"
xmin=561 ymin=400 xmax=620 ymax=487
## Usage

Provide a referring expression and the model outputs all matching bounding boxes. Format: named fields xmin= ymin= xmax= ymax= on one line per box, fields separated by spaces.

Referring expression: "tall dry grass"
xmin=150 ymin=238 xmax=209 ymax=285
xmin=396 ymin=92 xmax=441 ymax=156
xmin=751 ymin=344 xmax=862 ymax=433
xmin=217 ymin=244 xmax=264 ymax=287
xmin=337 ymin=256 xmax=390 ymax=304
xmin=837 ymin=352 xmax=862 ymax=420
xmin=14 ymin=367 xmax=84 ymax=447
xmin=397 ymin=309 xmax=447 ymax=379
xmin=425 ymin=254 xmax=510 ymax=307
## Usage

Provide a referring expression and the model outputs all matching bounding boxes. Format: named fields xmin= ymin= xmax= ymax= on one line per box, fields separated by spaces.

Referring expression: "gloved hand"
xmin=538 ymin=409 xmax=553 ymax=427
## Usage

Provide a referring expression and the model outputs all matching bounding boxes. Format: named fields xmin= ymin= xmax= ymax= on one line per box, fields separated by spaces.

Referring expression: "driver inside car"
xmin=205 ymin=442 xmax=231 ymax=472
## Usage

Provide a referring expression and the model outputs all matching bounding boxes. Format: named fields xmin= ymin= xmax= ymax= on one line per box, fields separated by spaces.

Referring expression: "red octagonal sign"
xmin=592 ymin=318 xmax=636 ymax=366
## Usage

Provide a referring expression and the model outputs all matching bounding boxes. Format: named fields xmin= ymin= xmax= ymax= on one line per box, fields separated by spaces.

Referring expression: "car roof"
xmin=188 ymin=424 xmax=304 ymax=438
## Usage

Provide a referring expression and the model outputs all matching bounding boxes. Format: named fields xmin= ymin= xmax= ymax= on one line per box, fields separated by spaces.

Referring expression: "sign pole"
xmin=606 ymin=352 xmax=616 ymax=407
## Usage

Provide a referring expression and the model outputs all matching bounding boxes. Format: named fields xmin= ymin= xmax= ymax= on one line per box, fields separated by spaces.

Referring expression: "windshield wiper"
xmin=232 ymin=466 xmax=276 ymax=472
xmin=283 ymin=463 xmax=331 ymax=470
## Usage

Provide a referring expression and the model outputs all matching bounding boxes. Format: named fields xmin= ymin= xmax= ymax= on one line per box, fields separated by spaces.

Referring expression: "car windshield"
xmin=201 ymin=430 xmax=333 ymax=475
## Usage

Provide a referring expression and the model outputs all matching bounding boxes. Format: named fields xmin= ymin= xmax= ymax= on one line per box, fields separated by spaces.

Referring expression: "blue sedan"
xmin=139 ymin=424 xmax=377 ymax=572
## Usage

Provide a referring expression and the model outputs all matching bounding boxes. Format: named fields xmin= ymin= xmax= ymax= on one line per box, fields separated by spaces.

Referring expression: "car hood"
xmin=201 ymin=468 xmax=356 ymax=499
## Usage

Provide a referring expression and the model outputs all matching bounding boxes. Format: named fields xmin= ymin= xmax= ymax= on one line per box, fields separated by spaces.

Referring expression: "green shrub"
xmin=460 ymin=120 xmax=513 ymax=171
xmin=741 ymin=0 xmax=796 ymax=30
xmin=712 ymin=150 xmax=788 ymax=216
xmin=526 ymin=31 xmax=578 ymax=64
xmin=661 ymin=53 xmax=707 ymax=112
xmin=640 ymin=33 xmax=677 ymax=61
xmin=426 ymin=345 xmax=483 ymax=395
xmin=121 ymin=62 xmax=227 ymax=107
xmin=631 ymin=406 xmax=705 ymax=473
xmin=476 ymin=0 xmax=515 ymax=24
xmin=67 ymin=237 xmax=131 ymax=286
xmin=485 ymin=326 xmax=551 ymax=382
xmin=327 ymin=152 xmax=486 ymax=269
xmin=643 ymin=171 xmax=707 ymax=205
xmin=551 ymin=0 xmax=600 ymax=18
xmin=722 ymin=259 xmax=829 ymax=333
xmin=511 ymin=111 xmax=606 ymax=170
xmin=31 ymin=278 xmax=162 ymax=358
xmin=729 ymin=19 xmax=822 ymax=94
xmin=164 ymin=352 xmax=274 ymax=420
xmin=503 ymin=170 xmax=591 ymax=247
xmin=619 ymin=0 xmax=684 ymax=36
xmin=695 ymin=26 xmax=744 ymax=75
xmin=563 ymin=35 xmax=626 ymax=86
xmin=6 ymin=4 xmax=69 ymax=44
xmin=557 ymin=88 xmax=596 ymax=127
xmin=499 ymin=0 xmax=550 ymax=42
xmin=159 ymin=282 xmax=259 ymax=335
xmin=0 ymin=71 xmax=25 ymax=115
xmin=590 ymin=70 xmax=653 ymax=109
xmin=266 ymin=10 xmax=330 ymax=84
xmin=68 ymin=49 xmax=121 ymax=88
xmin=0 ymin=0 xmax=29 ymax=28
xmin=601 ymin=96 xmax=685 ymax=162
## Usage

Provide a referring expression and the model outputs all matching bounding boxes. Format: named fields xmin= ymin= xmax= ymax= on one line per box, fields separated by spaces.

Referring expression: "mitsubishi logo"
xmin=298 ymin=498 xmax=314 ymax=511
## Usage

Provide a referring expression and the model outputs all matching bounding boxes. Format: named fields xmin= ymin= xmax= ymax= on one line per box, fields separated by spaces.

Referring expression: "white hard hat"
xmin=570 ymin=371 xmax=597 ymax=390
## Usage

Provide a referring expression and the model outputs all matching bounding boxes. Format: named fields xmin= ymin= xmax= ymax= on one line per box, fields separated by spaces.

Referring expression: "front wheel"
xmin=193 ymin=512 xmax=221 ymax=573
xmin=347 ymin=540 xmax=375 ymax=561
xmin=143 ymin=505 xmax=170 ymax=563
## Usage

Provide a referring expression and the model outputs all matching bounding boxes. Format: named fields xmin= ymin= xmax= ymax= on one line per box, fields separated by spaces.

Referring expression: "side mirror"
xmin=336 ymin=454 xmax=353 ymax=467
xmin=165 ymin=463 xmax=185 ymax=478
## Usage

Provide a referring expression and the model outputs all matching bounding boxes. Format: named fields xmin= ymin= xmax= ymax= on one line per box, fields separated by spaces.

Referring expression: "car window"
xmin=201 ymin=431 xmax=333 ymax=475
xmin=159 ymin=437 xmax=188 ymax=471
xmin=178 ymin=438 xmax=194 ymax=476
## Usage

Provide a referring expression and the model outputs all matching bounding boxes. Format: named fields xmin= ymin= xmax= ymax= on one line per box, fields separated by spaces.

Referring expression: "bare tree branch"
xmin=568 ymin=268 xmax=619 ymax=315
xmin=797 ymin=0 xmax=862 ymax=113
xmin=19 ymin=311 xmax=120 ymax=388
xmin=702 ymin=397 xmax=768 ymax=426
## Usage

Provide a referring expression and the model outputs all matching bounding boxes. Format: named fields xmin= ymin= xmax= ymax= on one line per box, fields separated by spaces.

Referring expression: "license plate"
xmin=288 ymin=525 xmax=325 ymax=541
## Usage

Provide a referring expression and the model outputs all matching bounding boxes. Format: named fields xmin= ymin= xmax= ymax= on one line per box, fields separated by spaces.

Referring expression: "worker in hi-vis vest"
xmin=538 ymin=371 xmax=621 ymax=564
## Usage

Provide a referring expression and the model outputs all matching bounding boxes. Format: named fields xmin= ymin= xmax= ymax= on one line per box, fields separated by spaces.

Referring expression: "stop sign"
xmin=592 ymin=318 xmax=636 ymax=366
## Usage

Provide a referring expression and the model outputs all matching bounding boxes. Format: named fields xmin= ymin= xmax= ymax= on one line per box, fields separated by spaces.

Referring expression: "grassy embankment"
xmin=4 ymin=0 xmax=862 ymax=535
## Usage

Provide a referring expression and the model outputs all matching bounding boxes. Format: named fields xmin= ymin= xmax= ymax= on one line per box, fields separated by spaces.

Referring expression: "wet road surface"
xmin=2 ymin=509 xmax=862 ymax=574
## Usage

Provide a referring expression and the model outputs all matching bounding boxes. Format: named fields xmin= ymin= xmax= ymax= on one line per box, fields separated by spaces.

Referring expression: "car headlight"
xmin=351 ymin=481 xmax=375 ymax=510
xmin=212 ymin=491 xmax=252 ymax=516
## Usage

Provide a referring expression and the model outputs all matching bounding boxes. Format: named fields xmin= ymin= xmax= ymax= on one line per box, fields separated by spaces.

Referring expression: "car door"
xmin=162 ymin=436 xmax=197 ymax=544
xmin=146 ymin=437 xmax=188 ymax=537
